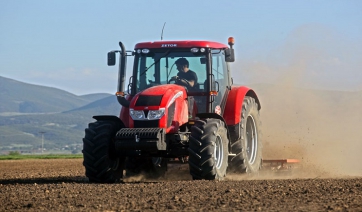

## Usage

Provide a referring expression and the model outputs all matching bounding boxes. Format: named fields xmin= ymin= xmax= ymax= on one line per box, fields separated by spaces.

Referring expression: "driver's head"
xmin=175 ymin=58 xmax=189 ymax=73
xmin=175 ymin=58 xmax=189 ymax=67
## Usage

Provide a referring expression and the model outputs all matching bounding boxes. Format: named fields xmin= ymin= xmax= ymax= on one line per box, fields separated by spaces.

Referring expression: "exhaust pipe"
xmin=117 ymin=42 xmax=130 ymax=107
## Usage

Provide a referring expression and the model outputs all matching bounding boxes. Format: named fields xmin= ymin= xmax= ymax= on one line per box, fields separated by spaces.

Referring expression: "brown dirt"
xmin=1 ymin=159 xmax=361 ymax=211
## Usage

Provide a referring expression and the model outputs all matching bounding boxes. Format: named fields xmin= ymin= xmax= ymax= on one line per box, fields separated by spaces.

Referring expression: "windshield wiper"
xmin=140 ymin=50 xmax=171 ymax=77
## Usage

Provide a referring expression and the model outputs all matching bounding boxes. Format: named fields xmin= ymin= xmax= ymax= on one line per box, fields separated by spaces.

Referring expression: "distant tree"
xmin=71 ymin=149 xmax=79 ymax=154
xmin=8 ymin=151 xmax=20 ymax=156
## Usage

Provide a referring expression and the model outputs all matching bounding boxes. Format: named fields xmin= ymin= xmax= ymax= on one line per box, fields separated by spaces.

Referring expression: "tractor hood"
xmin=138 ymin=84 xmax=185 ymax=96
xmin=128 ymin=84 xmax=189 ymax=133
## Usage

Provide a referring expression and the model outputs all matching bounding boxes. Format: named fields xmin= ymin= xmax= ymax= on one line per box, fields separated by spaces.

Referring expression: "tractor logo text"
xmin=161 ymin=44 xmax=177 ymax=47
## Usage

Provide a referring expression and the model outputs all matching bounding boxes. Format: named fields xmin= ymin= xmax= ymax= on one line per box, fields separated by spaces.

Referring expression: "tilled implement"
xmin=262 ymin=159 xmax=300 ymax=171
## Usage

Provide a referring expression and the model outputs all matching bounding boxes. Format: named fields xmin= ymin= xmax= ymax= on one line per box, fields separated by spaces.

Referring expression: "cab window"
xmin=211 ymin=49 xmax=229 ymax=107
xmin=134 ymin=51 xmax=207 ymax=94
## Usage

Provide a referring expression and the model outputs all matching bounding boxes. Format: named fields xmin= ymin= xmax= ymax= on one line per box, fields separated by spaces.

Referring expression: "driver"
xmin=171 ymin=58 xmax=198 ymax=89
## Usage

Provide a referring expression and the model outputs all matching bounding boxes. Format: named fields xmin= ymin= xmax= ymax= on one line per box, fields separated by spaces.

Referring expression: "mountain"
xmin=0 ymin=76 xmax=118 ymax=154
xmin=65 ymin=95 xmax=121 ymax=115
xmin=0 ymin=76 xmax=111 ymax=114
xmin=80 ymin=93 xmax=114 ymax=102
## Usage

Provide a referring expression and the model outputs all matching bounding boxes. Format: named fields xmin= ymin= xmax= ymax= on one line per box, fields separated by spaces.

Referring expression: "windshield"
xmin=134 ymin=51 xmax=207 ymax=94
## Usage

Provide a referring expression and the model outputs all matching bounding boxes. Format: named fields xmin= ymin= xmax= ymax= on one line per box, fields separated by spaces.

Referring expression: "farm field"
xmin=0 ymin=159 xmax=361 ymax=211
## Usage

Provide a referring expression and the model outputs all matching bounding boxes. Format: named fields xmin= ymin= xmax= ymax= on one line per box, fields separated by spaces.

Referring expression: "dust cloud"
xmin=234 ymin=24 xmax=362 ymax=177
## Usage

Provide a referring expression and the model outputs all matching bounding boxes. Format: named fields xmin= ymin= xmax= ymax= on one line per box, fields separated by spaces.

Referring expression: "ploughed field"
xmin=0 ymin=159 xmax=361 ymax=211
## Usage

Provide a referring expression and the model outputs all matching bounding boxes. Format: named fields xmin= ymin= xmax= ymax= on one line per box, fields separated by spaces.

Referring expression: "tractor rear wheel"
xmin=82 ymin=120 xmax=125 ymax=183
xmin=188 ymin=118 xmax=229 ymax=180
xmin=229 ymin=96 xmax=262 ymax=173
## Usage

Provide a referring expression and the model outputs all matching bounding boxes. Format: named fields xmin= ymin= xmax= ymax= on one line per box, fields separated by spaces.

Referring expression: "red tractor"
xmin=82 ymin=37 xmax=262 ymax=182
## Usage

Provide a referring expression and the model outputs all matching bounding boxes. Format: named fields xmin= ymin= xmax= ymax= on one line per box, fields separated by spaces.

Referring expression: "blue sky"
xmin=1 ymin=0 xmax=361 ymax=94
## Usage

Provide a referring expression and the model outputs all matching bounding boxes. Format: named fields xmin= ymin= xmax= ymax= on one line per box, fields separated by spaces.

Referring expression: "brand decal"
xmin=167 ymin=91 xmax=183 ymax=107
xmin=161 ymin=44 xmax=177 ymax=47
xmin=215 ymin=105 xmax=221 ymax=115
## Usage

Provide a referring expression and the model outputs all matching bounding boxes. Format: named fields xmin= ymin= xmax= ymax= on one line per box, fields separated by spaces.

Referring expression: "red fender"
xmin=223 ymin=86 xmax=261 ymax=125
xmin=119 ymin=95 xmax=133 ymax=127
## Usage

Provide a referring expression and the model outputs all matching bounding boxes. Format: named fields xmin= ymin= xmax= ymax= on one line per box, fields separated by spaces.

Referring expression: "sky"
xmin=1 ymin=0 xmax=361 ymax=95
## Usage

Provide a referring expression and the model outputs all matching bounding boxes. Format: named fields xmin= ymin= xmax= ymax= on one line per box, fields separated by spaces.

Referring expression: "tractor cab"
xmin=108 ymin=38 xmax=235 ymax=117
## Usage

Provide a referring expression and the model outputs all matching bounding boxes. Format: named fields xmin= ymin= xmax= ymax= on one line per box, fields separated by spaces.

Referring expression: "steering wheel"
xmin=168 ymin=77 xmax=191 ymax=87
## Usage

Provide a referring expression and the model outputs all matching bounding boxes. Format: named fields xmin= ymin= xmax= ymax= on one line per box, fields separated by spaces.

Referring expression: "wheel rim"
xmin=214 ymin=135 xmax=224 ymax=169
xmin=111 ymin=158 xmax=120 ymax=170
xmin=152 ymin=157 xmax=162 ymax=167
xmin=246 ymin=115 xmax=258 ymax=164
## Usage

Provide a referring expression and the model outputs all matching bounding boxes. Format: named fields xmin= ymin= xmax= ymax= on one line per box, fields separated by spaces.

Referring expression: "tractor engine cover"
xmin=114 ymin=128 xmax=166 ymax=152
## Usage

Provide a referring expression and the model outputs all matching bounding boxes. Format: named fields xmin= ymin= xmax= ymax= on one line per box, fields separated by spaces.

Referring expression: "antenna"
xmin=39 ymin=131 xmax=46 ymax=154
xmin=161 ymin=22 xmax=166 ymax=40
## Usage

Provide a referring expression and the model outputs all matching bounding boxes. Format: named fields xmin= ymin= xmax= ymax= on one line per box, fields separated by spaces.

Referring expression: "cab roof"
xmin=134 ymin=40 xmax=228 ymax=49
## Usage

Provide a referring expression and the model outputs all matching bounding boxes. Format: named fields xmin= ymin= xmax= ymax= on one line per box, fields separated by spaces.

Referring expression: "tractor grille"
xmin=134 ymin=120 xmax=159 ymax=128
xmin=135 ymin=95 xmax=163 ymax=106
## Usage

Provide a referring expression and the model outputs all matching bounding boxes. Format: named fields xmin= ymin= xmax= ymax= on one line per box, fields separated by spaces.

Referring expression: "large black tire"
xmin=188 ymin=118 xmax=229 ymax=180
xmin=125 ymin=157 xmax=167 ymax=179
xmin=229 ymin=96 xmax=262 ymax=173
xmin=82 ymin=120 xmax=125 ymax=183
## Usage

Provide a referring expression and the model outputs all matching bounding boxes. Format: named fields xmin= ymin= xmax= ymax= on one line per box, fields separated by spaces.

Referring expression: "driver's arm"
xmin=172 ymin=76 xmax=195 ymax=87
xmin=179 ymin=78 xmax=194 ymax=87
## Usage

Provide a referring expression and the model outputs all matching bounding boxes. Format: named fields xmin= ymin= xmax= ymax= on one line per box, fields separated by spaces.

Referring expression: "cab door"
xmin=211 ymin=49 xmax=230 ymax=115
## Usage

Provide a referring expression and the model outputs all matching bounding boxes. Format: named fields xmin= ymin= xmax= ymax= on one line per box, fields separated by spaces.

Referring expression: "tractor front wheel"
xmin=82 ymin=120 xmax=125 ymax=183
xmin=188 ymin=118 xmax=229 ymax=180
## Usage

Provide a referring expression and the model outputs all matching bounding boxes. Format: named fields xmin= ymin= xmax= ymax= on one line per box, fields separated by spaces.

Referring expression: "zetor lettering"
xmin=161 ymin=44 xmax=177 ymax=47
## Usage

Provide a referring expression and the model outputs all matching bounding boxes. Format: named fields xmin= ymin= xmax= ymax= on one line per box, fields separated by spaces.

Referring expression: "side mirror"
xmin=107 ymin=52 xmax=116 ymax=66
xmin=200 ymin=58 xmax=206 ymax=64
xmin=225 ymin=49 xmax=235 ymax=62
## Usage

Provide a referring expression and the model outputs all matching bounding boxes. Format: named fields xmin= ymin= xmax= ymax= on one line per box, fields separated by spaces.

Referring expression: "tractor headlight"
xmin=148 ymin=108 xmax=165 ymax=120
xmin=130 ymin=109 xmax=145 ymax=120
xmin=191 ymin=48 xmax=199 ymax=53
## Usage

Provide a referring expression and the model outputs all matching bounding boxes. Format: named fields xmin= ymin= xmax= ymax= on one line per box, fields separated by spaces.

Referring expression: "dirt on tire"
xmin=1 ymin=159 xmax=361 ymax=211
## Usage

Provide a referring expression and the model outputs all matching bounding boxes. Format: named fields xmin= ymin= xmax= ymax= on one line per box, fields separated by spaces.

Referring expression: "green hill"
xmin=0 ymin=103 xmax=121 ymax=154
xmin=65 ymin=95 xmax=121 ymax=115
xmin=0 ymin=76 xmax=118 ymax=154
xmin=0 ymin=76 xmax=110 ymax=113
xmin=80 ymin=93 xmax=113 ymax=102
